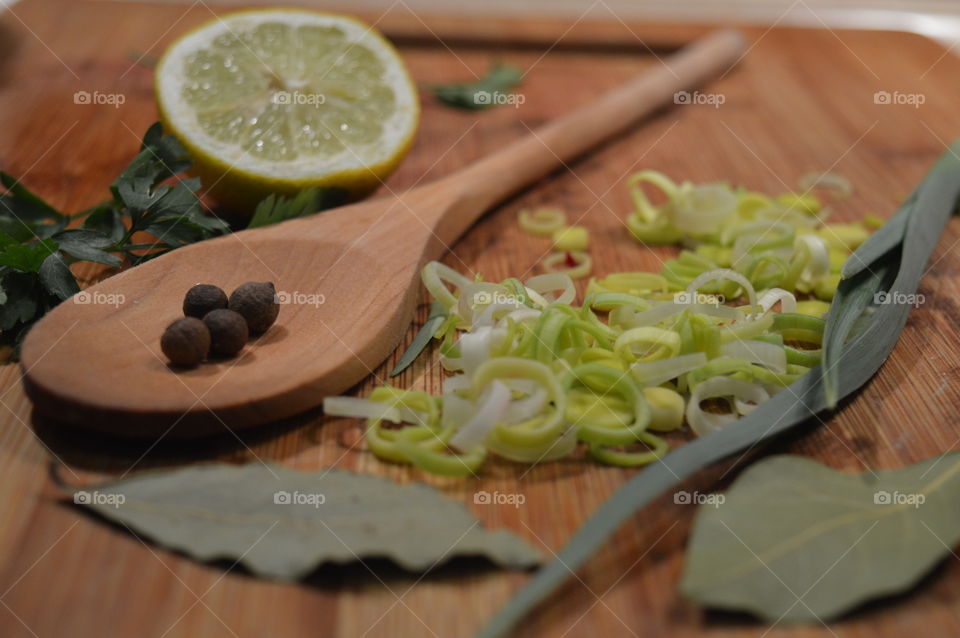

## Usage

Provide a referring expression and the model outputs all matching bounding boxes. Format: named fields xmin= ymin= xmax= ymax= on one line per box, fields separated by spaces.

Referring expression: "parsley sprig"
xmin=247 ymin=185 xmax=347 ymax=229
xmin=427 ymin=62 xmax=523 ymax=110
xmin=0 ymin=123 xmax=229 ymax=350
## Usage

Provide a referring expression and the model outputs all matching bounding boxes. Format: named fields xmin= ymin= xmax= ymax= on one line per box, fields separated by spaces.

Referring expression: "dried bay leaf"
xmin=72 ymin=463 xmax=541 ymax=579
xmin=681 ymin=453 xmax=960 ymax=622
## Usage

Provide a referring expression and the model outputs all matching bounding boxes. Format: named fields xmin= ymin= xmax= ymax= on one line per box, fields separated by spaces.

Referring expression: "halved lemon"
xmin=155 ymin=9 xmax=419 ymax=214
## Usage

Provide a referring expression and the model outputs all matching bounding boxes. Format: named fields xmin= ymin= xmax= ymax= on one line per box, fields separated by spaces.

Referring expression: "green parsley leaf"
xmin=52 ymin=229 xmax=121 ymax=267
xmin=38 ymin=252 xmax=80 ymax=300
xmin=246 ymin=187 xmax=347 ymax=229
xmin=0 ymin=272 xmax=43 ymax=331
xmin=0 ymin=172 xmax=69 ymax=241
xmin=0 ymin=238 xmax=58 ymax=272
xmin=428 ymin=62 xmax=524 ymax=110
xmin=81 ymin=203 xmax=126 ymax=243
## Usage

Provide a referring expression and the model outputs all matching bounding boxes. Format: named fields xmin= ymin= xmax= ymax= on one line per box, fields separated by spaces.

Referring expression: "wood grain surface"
xmin=17 ymin=27 xmax=745 ymax=436
xmin=2 ymin=1 xmax=960 ymax=637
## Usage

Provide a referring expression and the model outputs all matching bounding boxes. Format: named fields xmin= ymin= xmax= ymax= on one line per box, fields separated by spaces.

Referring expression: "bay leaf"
xmin=72 ymin=463 xmax=541 ymax=579
xmin=681 ymin=453 xmax=960 ymax=622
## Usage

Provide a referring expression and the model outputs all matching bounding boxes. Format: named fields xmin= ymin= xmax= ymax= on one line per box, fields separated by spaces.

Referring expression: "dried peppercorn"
xmin=229 ymin=281 xmax=279 ymax=333
xmin=161 ymin=317 xmax=210 ymax=367
xmin=183 ymin=284 xmax=228 ymax=318
xmin=203 ymin=309 xmax=249 ymax=357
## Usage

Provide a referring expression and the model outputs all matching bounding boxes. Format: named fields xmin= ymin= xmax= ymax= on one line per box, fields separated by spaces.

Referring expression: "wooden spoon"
xmin=21 ymin=30 xmax=746 ymax=438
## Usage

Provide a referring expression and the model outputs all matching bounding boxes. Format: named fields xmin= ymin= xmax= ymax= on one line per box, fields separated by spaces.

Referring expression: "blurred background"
xmin=6 ymin=0 xmax=960 ymax=35
xmin=4 ymin=0 xmax=960 ymax=57
xmin=5 ymin=0 xmax=954 ymax=46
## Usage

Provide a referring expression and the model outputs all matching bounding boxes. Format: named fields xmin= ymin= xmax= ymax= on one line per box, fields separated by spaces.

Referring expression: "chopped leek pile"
xmin=625 ymin=170 xmax=869 ymax=301
xmin=324 ymin=171 xmax=873 ymax=477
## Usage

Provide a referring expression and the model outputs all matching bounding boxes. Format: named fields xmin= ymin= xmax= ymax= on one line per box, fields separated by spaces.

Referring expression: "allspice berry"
xmin=183 ymin=284 xmax=228 ymax=318
xmin=203 ymin=309 xmax=249 ymax=357
xmin=161 ymin=317 xmax=210 ymax=367
xmin=229 ymin=281 xmax=279 ymax=333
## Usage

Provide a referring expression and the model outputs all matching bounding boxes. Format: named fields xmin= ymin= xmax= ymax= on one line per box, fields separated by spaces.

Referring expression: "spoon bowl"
xmin=22 ymin=188 xmax=445 ymax=437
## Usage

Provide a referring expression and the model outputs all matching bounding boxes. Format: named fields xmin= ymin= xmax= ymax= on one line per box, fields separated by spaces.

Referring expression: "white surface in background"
xmin=2 ymin=0 xmax=959 ymax=50
xmin=130 ymin=0 xmax=960 ymax=50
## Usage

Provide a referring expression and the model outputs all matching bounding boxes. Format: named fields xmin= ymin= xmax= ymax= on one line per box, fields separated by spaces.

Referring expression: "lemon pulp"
xmin=155 ymin=10 xmax=419 ymax=214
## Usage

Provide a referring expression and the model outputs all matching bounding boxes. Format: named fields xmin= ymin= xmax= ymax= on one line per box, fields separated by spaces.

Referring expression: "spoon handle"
xmin=433 ymin=29 xmax=746 ymax=241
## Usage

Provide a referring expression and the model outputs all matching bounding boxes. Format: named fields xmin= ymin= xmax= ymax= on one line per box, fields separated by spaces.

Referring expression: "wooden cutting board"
xmin=2 ymin=1 xmax=960 ymax=637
